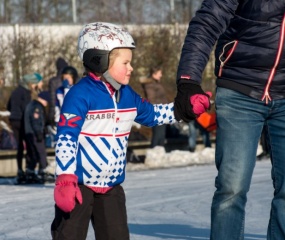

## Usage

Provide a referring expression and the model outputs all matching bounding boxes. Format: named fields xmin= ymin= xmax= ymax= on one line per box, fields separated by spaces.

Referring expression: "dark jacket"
xmin=7 ymin=85 xmax=31 ymax=121
xmin=48 ymin=58 xmax=68 ymax=125
xmin=48 ymin=75 xmax=61 ymax=124
xmin=177 ymin=0 xmax=285 ymax=101
xmin=24 ymin=100 xmax=46 ymax=141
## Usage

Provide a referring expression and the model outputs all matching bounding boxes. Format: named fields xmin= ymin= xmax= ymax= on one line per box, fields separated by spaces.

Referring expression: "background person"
xmin=6 ymin=72 xmax=43 ymax=184
xmin=47 ymin=57 xmax=68 ymax=127
xmin=24 ymin=91 xmax=51 ymax=184
xmin=188 ymin=119 xmax=211 ymax=152
xmin=140 ymin=66 xmax=169 ymax=148
xmin=54 ymin=65 xmax=79 ymax=124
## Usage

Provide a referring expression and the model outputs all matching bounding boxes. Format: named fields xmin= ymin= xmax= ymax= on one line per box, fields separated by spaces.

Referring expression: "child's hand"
xmin=190 ymin=91 xmax=212 ymax=116
xmin=54 ymin=174 xmax=82 ymax=212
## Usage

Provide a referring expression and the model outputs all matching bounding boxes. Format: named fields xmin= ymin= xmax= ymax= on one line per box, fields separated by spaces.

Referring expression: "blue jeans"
xmin=188 ymin=120 xmax=211 ymax=151
xmin=211 ymin=87 xmax=285 ymax=240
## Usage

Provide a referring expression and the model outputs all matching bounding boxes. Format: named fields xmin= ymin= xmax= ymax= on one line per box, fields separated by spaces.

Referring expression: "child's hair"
xmin=109 ymin=49 xmax=121 ymax=68
xmin=61 ymin=66 xmax=79 ymax=84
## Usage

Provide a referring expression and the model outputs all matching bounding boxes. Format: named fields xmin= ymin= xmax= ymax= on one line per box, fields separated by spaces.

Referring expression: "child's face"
xmin=62 ymin=74 xmax=73 ymax=85
xmin=108 ymin=49 xmax=133 ymax=85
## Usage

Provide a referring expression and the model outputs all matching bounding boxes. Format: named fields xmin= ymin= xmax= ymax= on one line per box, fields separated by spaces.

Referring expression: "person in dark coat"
xmin=47 ymin=57 xmax=68 ymax=126
xmin=174 ymin=1 xmax=285 ymax=239
xmin=24 ymin=91 xmax=50 ymax=183
xmin=7 ymin=73 xmax=43 ymax=183
xmin=140 ymin=66 xmax=169 ymax=148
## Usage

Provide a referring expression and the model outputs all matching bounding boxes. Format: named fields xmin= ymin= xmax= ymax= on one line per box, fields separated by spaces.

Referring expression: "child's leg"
xmin=91 ymin=185 xmax=129 ymax=240
xmin=51 ymin=185 xmax=93 ymax=240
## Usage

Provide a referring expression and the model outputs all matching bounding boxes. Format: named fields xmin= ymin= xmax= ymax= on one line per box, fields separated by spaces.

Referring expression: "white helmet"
xmin=78 ymin=22 xmax=135 ymax=73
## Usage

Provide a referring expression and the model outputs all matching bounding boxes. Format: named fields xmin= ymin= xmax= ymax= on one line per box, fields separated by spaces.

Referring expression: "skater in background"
xmin=54 ymin=65 xmax=79 ymax=124
xmin=188 ymin=119 xmax=211 ymax=152
xmin=140 ymin=66 xmax=169 ymax=148
xmin=24 ymin=91 xmax=50 ymax=183
xmin=47 ymin=57 xmax=68 ymax=127
xmin=174 ymin=1 xmax=285 ymax=239
xmin=51 ymin=22 xmax=180 ymax=240
xmin=6 ymin=72 xmax=43 ymax=184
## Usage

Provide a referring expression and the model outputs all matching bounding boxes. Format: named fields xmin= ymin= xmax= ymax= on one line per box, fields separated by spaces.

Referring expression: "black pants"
xmin=51 ymin=185 xmax=129 ymax=240
xmin=10 ymin=120 xmax=25 ymax=171
xmin=25 ymin=133 xmax=47 ymax=170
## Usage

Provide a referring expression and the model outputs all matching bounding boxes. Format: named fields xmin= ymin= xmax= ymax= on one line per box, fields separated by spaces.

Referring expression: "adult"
xmin=174 ymin=1 xmax=285 ymax=239
xmin=47 ymin=57 xmax=68 ymax=126
xmin=7 ymin=73 xmax=43 ymax=183
xmin=140 ymin=66 xmax=169 ymax=148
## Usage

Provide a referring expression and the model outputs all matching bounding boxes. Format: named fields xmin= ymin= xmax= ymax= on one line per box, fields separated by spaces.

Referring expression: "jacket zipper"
xmin=103 ymin=81 xmax=117 ymax=145
xmin=262 ymin=13 xmax=285 ymax=104
xmin=218 ymin=40 xmax=238 ymax=77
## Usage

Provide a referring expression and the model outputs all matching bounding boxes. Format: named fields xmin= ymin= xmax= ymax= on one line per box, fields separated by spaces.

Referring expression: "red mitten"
xmin=54 ymin=174 xmax=83 ymax=212
xmin=190 ymin=92 xmax=212 ymax=116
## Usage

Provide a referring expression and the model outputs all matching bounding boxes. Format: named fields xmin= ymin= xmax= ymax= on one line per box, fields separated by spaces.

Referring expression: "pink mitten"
xmin=190 ymin=92 xmax=212 ymax=116
xmin=54 ymin=174 xmax=83 ymax=212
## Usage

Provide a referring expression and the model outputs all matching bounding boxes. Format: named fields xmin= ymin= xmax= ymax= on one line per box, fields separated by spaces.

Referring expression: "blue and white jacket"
xmin=55 ymin=75 xmax=176 ymax=192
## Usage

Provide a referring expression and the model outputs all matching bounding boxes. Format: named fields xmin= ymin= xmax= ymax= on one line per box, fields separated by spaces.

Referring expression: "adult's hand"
xmin=174 ymin=81 xmax=211 ymax=122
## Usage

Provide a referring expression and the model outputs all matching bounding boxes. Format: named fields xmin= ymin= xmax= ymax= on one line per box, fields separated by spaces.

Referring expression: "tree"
xmin=0 ymin=0 xmax=203 ymax=24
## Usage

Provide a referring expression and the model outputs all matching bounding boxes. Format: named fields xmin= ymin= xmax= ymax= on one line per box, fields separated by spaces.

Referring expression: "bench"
xmin=0 ymin=137 xmax=214 ymax=177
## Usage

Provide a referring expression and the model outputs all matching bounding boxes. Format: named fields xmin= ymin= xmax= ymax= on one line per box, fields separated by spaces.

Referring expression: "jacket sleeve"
xmin=54 ymin=86 xmax=87 ymax=175
xmin=130 ymin=87 xmax=176 ymax=127
xmin=48 ymin=77 xmax=59 ymax=125
xmin=176 ymin=0 xmax=239 ymax=83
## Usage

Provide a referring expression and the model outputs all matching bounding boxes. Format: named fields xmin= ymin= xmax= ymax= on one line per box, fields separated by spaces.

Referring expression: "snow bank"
xmin=126 ymin=146 xmax=215 ymax=171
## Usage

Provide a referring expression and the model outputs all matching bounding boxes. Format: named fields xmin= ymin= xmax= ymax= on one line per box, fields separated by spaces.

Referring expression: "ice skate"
xmin=25 ymin=169 xmax=43 ymax=184
xmin=15 ymin=169 xmax=26 ymax=184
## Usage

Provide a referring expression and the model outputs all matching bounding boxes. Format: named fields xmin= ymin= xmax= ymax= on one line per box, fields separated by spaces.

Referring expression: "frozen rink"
xmin=0 ymin=159 xmax=272 ymax=240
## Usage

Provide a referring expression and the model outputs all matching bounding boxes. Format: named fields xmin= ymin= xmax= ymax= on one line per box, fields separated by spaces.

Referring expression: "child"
xmin=51 ymin=22 xmax=179 ymax=240
xmin=54 ymin=65 xmax=79 ymax=124
xmin=24 ymin=91 xmax=50 ymax=183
